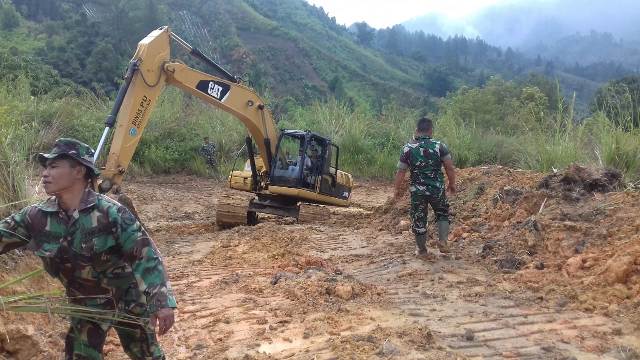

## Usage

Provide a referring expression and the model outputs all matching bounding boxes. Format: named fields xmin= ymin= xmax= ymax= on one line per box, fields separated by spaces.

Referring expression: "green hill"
xmin=1 ymin=0 xmax=430 ymax=112
xmin=3 ymin=0 xmax=634 ymax=113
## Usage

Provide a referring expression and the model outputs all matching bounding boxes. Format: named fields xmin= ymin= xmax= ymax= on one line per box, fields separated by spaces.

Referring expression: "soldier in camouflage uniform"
xmin=393 ymin=117 xmax=456 ymax=257
xmin=0 ymin=138 xmax=176 ymax=359
xmin=199 ymin=137 xmax=216 ymax=168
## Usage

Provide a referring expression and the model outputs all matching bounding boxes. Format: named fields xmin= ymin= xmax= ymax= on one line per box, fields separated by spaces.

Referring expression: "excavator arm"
xmin=94 ymin=26 xmax=277 ymax=194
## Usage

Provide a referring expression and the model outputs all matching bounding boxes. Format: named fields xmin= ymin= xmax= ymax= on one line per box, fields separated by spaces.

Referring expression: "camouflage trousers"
xmin=409 ymin=189 xmax=450 ymax=236
xmin=65 ymin=315 xmax=164 ymax=360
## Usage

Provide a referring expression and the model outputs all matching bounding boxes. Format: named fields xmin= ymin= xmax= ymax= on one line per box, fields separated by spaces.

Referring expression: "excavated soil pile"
xmin=376 ymin=165 xmax=639 ymax=323
xmin=203 ymin=223 xmax=383 ymax=311
xmin=0 ymin=254 xmax=65 ymax=359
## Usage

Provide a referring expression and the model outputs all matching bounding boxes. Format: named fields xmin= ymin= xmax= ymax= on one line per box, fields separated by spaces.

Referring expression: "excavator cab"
xmin=270 ymin=131 xmax=349 ymax=201
xmin=226 ymin=130 xmax=351 ymax=226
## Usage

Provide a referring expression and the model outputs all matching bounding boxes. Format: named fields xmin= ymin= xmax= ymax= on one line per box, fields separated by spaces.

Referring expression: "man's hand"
xmin=150 ymin=307 xmax=175 ymax=336
xmin=443 ymin=158 xmax=456 ymax=196
xmin=393 ymin=169 xmax=408 ymax=203
xmin=384 ymin=194 xmax=398 ymax=208
xmin=447 ymin=182 xmax=457 ymax=195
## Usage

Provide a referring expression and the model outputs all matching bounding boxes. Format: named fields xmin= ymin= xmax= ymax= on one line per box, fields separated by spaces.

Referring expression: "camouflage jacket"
xmin=200 ymin=143 xmax=216 ymax=162
xmin=0 ymin=189 xmax=177 ymax=314
xmin=398 ymin=135 xmax=451 ymax=194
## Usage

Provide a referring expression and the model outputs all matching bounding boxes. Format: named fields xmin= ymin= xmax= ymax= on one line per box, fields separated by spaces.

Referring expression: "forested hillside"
xmin=2 ymin=0 xmax=635 ymax=111
xmin=2 ymin=0 xmax=429 ymax=111
xmin=0 ymin=0 xmax=638 ymax=199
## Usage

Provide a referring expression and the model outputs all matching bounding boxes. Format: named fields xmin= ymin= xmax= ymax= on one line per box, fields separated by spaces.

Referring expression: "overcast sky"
xmin=305 ymin=0 xmax=520 ymax=28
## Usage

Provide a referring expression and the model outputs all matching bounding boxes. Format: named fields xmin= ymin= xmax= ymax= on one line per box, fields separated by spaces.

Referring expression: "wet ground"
xmin=1 ymin=169 xmax=639 ymax=359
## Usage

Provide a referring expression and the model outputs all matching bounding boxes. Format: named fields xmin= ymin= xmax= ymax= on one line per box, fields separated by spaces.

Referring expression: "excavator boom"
xmin=95 ymin=26 xmax=276 ymax=193
xmin=94 ymin=26 xmax=353 ymax=227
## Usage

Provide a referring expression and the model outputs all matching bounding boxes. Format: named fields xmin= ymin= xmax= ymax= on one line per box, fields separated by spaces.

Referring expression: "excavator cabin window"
xmin=271 ymin=131 xmax=328 ymax=191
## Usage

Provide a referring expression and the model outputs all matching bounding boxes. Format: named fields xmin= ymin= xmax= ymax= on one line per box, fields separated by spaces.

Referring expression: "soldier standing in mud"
xmin=200 ymin=136 xmax=216 ymax=169
xmin=392 ymin=117 xmax=456 ymax=258
xmin=0 ymin=138 xmax=176 ymax=359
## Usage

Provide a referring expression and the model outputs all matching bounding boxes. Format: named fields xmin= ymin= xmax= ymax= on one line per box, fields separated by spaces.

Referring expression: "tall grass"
xmin=0 ymin=268 xmax=145 ymax=327
xmin=133 ymin=88 xmax=248 ymax=177
xmin=279 ymin=84 xmax=640 ymax=182
xmin=1 ymin=76 xmax=638 ymax=196
xmin=0 ymin=77 xmax=106 ymax=215
xmin=0 ymin=77 xmax=45 ymax=217
xmin=279 ymin=99 xmax=418 ymax=177
xmin=0 ymin=129 xmax=32 ymax=217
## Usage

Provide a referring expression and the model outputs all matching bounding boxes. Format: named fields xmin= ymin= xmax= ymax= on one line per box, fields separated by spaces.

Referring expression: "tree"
xmin=328 ymin=75 xmax=346 ymax=100
xmin=382 ymin=25 xmax=407 ymax=55
xmin=85 ymin=43 xmax=121 ymax=94
xmin=534 ymin=54 xmax=543 ymax=67
xmin=352 ymin=22 xmax=374 ymax=47
xmin=421 ymin=65 xmax=455 ymax=97
xmin=504 ymin=47 xmax=516 ymax=73
xmin=0 ymin=3 xmax=21 ymax=31
xmin=523 ymin=73 xmax=561 ymax=113
xmin=544 ymin=61 xmax=555 ymax=76
xmin=12 ymin=0 xmax=62 ymax=21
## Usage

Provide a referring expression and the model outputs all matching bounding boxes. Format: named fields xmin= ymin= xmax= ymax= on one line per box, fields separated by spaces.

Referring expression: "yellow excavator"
xmin=93 ymin=26 xmax=353 ymax=227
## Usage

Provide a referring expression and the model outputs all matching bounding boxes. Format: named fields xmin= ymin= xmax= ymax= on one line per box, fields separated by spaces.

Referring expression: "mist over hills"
xmin=403 ymin=0 xmax=640 ymax=68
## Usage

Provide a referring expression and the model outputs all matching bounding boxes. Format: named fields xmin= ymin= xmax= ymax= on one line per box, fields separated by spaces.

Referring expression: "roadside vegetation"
xmin=2 ymin=74 xmax=639 ymax=218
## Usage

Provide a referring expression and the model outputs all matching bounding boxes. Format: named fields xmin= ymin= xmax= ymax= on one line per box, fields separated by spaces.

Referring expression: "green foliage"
xmin=421 ymin=65 xmax=456 ymax=97
xmin=435 ymin=78 xmax=639 ymax=181
xmin=3 ymin=0 xmax=635 ymax=113
xmin=352 ymin=22 xmax=375 ymax=46
xmin=587 ymin=113 xmax=640 ymax=181
xmin=591 ymin=76 xmax=640 ymax=129
xmin=133 ymin=88 xmax=247 ymax=176
xmin=0 ymin=2 xmax=20 ymax=30
xmin=0 ymin=76 xmax=58 ymax=216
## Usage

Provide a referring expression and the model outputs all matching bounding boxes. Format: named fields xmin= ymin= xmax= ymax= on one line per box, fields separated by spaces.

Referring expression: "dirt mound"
xmin=0 ymin=255 xmax=65 ymax=359
xmin=204 ymin=224 xmax=383 ymax=309
xmin=0 ymin=326 xmax=44 ymax=360
xmin=204 ymin=223 xmax=311 ymax=268
xmin=374 ymin=165 xmax=545 ymax=234
xmin=273 ymin=266 xmax=381 ymax=304
xmin=374 ymin=165 xmax=640 ymax=323
xmin=539 ymin=164 xmax=623 ymax=199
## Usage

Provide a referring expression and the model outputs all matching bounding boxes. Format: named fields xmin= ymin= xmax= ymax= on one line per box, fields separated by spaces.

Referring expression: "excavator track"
xmin=216 ymin=195 xmax=257 ymax=228
xmin=297 ymin=203 xmax=330 ymax=224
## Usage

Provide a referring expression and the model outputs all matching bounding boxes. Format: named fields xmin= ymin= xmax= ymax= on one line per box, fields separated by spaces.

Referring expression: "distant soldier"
xmin=392 ymin=117 xmax=456 ymax=258
xmin=200 ymin=136 xmax=216 ymax=168
xmin=0 ymin=138 xmax=176 ymax=359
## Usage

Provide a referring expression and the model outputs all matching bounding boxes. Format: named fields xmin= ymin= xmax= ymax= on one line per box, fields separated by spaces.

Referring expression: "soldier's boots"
xmin=437 ymin=221 xmax=451 ymax=254
xmin=415 ymin=233 xmax=428 ymax=256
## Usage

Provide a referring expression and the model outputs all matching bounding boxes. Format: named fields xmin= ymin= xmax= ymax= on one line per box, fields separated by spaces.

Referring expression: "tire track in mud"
xmin=297 ymin=204 xmax=634 ymax=359
xmin=328 ymin=224 xmax=629 ymax=360
xmin=165 ymin=219 xmax=627 ymax=359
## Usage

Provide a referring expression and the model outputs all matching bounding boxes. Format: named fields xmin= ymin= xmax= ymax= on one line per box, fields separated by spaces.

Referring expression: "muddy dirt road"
xmin=95 ymin=172 xmax=638 ymax=360
xmin=1 ymin=168 xmax=638 ymax=359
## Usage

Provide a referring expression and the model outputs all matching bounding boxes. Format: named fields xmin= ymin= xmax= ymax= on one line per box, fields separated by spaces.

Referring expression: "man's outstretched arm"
xmin=443 ymin=157 xmax=456 ymax=194
xmin=393 ymin=168 xmax=408 ymax=200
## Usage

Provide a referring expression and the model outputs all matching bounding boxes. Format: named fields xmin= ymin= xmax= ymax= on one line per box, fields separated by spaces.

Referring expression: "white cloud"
xmin=306 ymin=0 xmax=517 ymax=28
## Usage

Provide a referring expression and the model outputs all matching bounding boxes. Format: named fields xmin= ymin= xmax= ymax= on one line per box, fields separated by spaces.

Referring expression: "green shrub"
xmin=0 ymin=3 xmax=20 ymax=31
xmin=1 ymin=72 xmax=639 ymax=193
